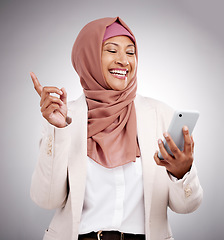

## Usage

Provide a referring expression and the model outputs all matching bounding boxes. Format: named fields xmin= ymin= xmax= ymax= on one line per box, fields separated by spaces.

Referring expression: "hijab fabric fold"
xmin=71 ymin=17 xmax=140 ymax=168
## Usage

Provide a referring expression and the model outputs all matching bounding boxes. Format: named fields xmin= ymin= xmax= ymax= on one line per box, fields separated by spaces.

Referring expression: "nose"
xmin=115 ymin=52 xmax=129 ymax=66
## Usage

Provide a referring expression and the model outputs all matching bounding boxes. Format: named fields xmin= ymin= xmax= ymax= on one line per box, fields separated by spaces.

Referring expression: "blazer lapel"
xmin=67 ymin=94 xmax=88 ymax=239
xmin=135 ymin=95 xmax=157 ymax=237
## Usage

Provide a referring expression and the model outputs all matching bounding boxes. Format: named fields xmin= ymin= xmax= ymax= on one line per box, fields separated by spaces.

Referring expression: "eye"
xmin=107 ymin=50 xmax=117 ymax=53
xmin=126 ymin=51 xmax=135 ymax=56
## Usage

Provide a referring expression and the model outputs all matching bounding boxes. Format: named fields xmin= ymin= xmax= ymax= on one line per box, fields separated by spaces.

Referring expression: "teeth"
xmin=110 ymin=69 xmax=127 ymax=75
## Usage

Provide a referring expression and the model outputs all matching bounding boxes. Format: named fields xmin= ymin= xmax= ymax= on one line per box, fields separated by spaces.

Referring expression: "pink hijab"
xmin=71 ymin=17 xmax=140 ymax=168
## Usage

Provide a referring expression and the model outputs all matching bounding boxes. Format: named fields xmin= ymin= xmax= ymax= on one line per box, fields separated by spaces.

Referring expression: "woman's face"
xmin=101 ymin=36 xmax=137 ymax=91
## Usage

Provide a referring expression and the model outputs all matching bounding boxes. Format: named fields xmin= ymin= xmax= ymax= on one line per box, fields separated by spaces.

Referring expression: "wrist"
xmin=169 ymin=165 xmax=192 ymax=180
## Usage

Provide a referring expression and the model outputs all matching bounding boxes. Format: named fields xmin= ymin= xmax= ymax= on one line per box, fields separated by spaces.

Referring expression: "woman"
xmin=30 ymin=17 xmax=203 ymax=240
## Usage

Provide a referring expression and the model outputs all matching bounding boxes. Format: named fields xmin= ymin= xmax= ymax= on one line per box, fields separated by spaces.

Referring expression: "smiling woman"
xmin=102 ymin=36 xmax=137 ymax=91
xmin=30 ymin=16 xmax=203 ymax=240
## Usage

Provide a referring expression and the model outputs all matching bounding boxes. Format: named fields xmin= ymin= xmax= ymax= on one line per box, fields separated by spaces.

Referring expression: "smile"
xmin=109 ymin=69 xmax=128 ymax=79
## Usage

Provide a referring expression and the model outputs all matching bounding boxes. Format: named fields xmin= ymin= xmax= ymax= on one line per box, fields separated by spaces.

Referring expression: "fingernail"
xmin=158 ymin=139 xmax=162 ymax=144
xmin=183 ymin=126 xmax=188 ymax=131
xmin=163 ymin=132 xmax=169 ymax=138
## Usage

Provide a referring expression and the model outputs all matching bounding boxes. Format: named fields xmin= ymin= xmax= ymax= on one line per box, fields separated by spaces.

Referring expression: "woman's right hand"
xmin=30 ymin=72 xmax=68 ymax=128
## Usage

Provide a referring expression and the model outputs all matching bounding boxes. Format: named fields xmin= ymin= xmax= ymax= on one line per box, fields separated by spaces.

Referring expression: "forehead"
xmin=103 ymin=36 xmax=135 ymax=47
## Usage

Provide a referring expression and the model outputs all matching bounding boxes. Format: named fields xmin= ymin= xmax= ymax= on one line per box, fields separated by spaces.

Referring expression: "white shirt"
xmin=79 ymin=157 xmax=145 ymax=234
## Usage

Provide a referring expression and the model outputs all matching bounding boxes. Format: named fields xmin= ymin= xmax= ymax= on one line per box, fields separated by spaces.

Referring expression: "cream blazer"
xmin=30 ymin=94 xmax=203 ymax=240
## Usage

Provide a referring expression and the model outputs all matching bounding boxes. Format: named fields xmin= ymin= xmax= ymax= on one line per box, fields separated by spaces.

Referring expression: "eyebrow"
xmin=103 ymin=42 xmax=135 ymax=48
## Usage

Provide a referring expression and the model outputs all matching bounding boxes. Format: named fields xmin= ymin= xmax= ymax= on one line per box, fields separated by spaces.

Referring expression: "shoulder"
xmin=135 ymin=94 xmax=174 ymax=116
xmin=67 ymin=94 xmax=87 ymax=113
xmin=135 ymin=94 xmax=174 ymax=130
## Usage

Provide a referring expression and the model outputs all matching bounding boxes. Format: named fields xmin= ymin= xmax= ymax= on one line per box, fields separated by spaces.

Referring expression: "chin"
xmin=107 ymin=77 xmax=130 ymax=91
xmin=110 ymin=83 xmax=128 ymax=91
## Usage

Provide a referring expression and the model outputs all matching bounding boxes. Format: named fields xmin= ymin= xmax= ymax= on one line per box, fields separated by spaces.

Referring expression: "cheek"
xmin=101 ymin=55 xmax=111 ymax=74
xmin=101 ymin=55 xmax=112 ymax=88
xmin=130 ymin=58 xmax=137 ymax=76
xmin=101 ymin=56 xmax=106 ymax=72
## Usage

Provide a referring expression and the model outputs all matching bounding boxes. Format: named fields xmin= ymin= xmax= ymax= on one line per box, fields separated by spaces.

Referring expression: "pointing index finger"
xmin=30 ymin=72 xmax=43 ymax=96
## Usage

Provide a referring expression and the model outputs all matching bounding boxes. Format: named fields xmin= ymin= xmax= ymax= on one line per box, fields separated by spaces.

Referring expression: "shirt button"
xmin=48 ymin=135 xmax=53 ymax=142
xmin=47 ymin=149 xmax=52 ymax=156
xmin=184 ymin=185 xmax=192 ymax=198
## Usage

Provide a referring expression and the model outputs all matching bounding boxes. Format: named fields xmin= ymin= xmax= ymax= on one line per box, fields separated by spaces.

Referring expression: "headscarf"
xmin=71 ymin=16 xmax=140 ymax=168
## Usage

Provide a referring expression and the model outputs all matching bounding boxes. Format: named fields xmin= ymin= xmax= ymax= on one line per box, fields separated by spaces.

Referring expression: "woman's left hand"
xmin=154 ymin=126 xmax=194 ymax=179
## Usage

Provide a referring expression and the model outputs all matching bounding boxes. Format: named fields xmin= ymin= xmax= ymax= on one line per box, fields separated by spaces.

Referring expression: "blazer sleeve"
xmin=30 ymin=119 xmax=72 ymax=210
xmin=167 ymin=163 xmax=203 ymax=213
xmin=155 ymin=98 xmax=203 ymax=214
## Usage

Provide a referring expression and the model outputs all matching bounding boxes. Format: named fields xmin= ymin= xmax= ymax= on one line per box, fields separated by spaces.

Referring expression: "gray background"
xmin=1 ymin=0 xmax=224 ymax=239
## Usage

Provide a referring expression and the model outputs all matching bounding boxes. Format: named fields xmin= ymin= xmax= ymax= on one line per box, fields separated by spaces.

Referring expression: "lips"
xmin=109 ymin=68 xmax=128 ymax=80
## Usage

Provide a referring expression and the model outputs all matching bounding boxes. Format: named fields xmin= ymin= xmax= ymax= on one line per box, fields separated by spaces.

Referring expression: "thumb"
xmin=60 ymin=87 xmax=67 ymax=105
